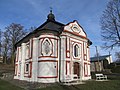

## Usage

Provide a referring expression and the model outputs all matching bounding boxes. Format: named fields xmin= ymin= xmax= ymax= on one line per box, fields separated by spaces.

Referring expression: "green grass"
xmin=37 ymin=80 xmax=120 ymax=90
xmin=0 ymin=79 xmax=120 ymax=90
xmin=0 ymin=79 xmax=24 ymax=90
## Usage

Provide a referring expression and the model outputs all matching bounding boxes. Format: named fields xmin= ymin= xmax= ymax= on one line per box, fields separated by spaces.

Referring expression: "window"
xmin=26 ymin=64 xmax=29 ymax=72
xmin=24 ymin=62 xmax=32 ymax=77
xmin=41 ymin=38 xmax=52 ymax=56
xmin=74 ymin=44 xmax=79 ymax=57
xmin=43 ymin=40 xmax=50 ymax=54
xmin=26 ymin=45 xmax=29 ymax=59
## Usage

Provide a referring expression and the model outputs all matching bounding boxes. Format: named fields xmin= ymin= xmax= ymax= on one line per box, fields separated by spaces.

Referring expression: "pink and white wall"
xmin=14 ymin=21 xmax=91 ymax=83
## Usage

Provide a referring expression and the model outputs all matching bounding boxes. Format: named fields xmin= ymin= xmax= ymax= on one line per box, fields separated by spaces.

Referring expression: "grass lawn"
xmin=0 ymin=79 xmax=120 ymax=90
xmin=0 ymin=79 xmax=24 ymax=90
xmin=37 ymin=80 xmax=120 ymax=90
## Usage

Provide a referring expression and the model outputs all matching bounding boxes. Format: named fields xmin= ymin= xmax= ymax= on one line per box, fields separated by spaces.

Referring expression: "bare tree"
xmin=2 ymin=30 xmax=10 ymax=64
xmin=3 ymin=23 xmax=26 ymax=65
xmin=100 ymin=0 xmax=120 ymax=49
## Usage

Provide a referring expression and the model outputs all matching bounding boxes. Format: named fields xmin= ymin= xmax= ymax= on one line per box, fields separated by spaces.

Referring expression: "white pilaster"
xmin=60 ymin=36 xmax=66 ymax=82
xmin=31 ymin=38 xmax=38 ymax=82
xmin=20 ymin=43 xmax=26 ymax=80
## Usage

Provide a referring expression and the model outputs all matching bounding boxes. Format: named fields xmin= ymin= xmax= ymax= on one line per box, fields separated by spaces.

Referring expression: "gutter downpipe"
xmin=59 ymin=35 xmax=61 ymax=83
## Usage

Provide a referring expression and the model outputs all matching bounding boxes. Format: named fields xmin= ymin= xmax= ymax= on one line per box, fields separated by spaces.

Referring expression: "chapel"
xmin=14 ymin=10 xmax=92 ymax=83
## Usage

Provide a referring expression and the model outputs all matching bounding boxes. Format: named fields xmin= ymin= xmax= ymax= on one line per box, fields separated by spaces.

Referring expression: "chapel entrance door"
xmin=73 ymin=62 xmax=80 ymax=79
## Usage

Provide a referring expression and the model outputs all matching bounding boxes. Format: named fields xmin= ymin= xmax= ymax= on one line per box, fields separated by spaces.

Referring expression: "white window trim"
xmin=73 ymin=43 xmax=80 ymax=58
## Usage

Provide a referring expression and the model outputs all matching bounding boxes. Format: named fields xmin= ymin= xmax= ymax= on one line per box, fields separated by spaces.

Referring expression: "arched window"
xmin=43 ymin=40 xmax=50 ymax=54
xmin=74 ymin=44 xmax=79 ymax=57
xmin=41 ymin=38 xmax=52 ymax=56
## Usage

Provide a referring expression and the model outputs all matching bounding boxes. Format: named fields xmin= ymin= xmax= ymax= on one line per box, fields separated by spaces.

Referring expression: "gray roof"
xmin=90 ymin=55 xmax=111 ymax=62
xmin=15 ymin=11 xmax=64 ymax=47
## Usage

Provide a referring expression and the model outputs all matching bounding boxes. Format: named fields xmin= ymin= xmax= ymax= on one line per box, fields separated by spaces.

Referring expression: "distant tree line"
xmin=0 ymin=23 xmax=36 ymax=65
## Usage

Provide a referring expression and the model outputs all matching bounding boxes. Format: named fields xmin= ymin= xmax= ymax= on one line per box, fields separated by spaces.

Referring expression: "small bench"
xmin=95 ymin=74 xmax=107 ymax=80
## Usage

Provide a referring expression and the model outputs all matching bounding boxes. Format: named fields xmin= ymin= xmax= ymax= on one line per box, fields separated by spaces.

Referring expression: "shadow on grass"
xmin=37 ymin=80 xmax=120 ymax=90
xmin=0 ymin=79 xmax=24 ymax=90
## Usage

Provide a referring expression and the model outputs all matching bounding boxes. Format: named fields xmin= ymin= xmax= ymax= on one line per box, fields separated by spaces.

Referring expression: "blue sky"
xmin=0 ymin=0 xmax=117 ymax=60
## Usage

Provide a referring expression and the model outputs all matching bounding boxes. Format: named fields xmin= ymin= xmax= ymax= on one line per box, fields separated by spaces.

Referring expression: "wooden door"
xmin=74 ymin=62 xmax=80 ymax=78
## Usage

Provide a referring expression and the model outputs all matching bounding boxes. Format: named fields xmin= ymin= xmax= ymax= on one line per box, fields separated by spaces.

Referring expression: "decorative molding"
xmin=14 ymin=64 xmax=18 ymax=76
xmin=66 ymin=61 xmax=71 ymax=75
xmin=66 ymin=37 xmax=70 ymax=58
xmin=41 ymin=38 xmax=52 ymax=56
xmin=71 ymin=24 xmax=81 ymax=33
xmin=39 ymin=37 xmax=58 ymax=58
xmin=29 ymin=38 xmax=33 ymax=59
xmin=63 ymin=30 xmax=87 ymax=39
xmin=83 ymin=42 xmax=87 ymax=61
xmin=84 ymin=63 xmax=88 ymax=77
xmin=24 ymin=61 xmax=32 ymax=78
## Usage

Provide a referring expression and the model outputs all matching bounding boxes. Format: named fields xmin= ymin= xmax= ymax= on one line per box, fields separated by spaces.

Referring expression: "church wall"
xmin=20 ymin=38 xmax=35 ymax=82
xmin=61 ymin=21 xmax=91 ymax=81
xmin=14 ymin=20 xmax=91 ymax=83
xmin=37 ymin=34 xmax=59 ymax=83
xmin=14 ymin=34 xmax=60 ymax=83
xmin=59 ymin=34 xmax=91 ymax=81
